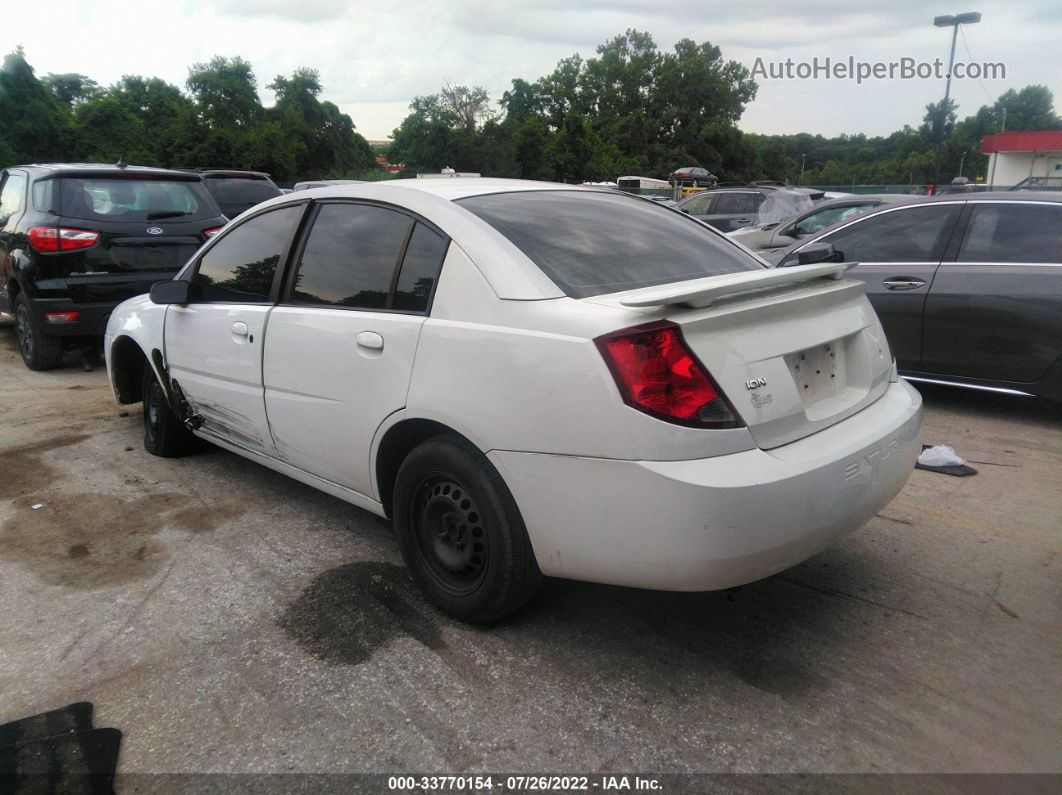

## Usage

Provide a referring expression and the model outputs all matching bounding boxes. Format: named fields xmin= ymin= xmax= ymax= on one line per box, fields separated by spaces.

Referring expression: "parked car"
xmin=292 ymin=179 xmax=365 ymax=192
xmin=190 ymin=169 xmax=282 ymax=218
xmin=768 ymin=193 xmax=1062 ymax=401
xmin=729 ymin=194 xmax=910 ymax=251
xmin=106 ymin=179 xmax=922 ymax=622
xmin=676 ymin=186 xmax=818 ymax=232
xmin=0 ymin=164 xmax=227 ymax=370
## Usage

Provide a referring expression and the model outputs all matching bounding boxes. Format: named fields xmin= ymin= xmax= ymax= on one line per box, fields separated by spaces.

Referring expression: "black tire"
xmin=13 ymin=293 xmax=64 ymax=371
xmin=142 ymin=365 xmax=197 ymax=458
xmin=393 ymin=435 xmax=542 ymax=623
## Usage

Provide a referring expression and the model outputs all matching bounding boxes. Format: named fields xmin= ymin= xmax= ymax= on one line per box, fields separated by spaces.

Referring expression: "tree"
xmin=994 ymin=85 xmax=1062 ymax=131
xmin=438 ymin=83 xmax=495 ymax=134
xmin=186 ymin=56 xmax=261 ymax=129
xmin=42 ymin=73 xmax=101 ymax=107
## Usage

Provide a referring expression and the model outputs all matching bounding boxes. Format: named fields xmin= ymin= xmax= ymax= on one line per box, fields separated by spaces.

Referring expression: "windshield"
xmin=58 ymin=177 xmax=220 ymax=222
xmin=458 ymin=190 xmax=762 ymax=299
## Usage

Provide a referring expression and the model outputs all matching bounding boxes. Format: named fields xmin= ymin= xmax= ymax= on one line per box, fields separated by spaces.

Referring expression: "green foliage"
xmin=0 ymin=49 xmax=380 ymax=182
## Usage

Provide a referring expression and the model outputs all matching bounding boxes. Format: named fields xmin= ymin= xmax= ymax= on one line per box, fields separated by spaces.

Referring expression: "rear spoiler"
xmin=618 ymin=261 xmax=857 ymax=309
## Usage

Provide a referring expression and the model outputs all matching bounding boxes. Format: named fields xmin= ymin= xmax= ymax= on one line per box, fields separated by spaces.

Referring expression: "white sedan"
xmin=106 ymin=179 xmax=922 ymax=622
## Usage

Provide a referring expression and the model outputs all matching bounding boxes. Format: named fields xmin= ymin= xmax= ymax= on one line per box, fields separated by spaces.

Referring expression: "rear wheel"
xmin=393 ymin=435 xmax=541 ymax=623
xmin=142 ymin=366 xmax=196 ymax=457
xmin=13 ymin=294 xmax=64 ymax=371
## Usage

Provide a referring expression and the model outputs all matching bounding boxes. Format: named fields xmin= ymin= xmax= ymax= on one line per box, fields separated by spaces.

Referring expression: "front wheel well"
xmin=110 ymin=336 xmax=150 ymax=404
xmin=375 ymin=419 xmax=477 ymax=518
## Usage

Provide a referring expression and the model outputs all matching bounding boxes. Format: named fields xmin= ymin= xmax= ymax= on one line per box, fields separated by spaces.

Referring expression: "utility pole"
xmin=799 ymin=154 xmax=806 ymax=185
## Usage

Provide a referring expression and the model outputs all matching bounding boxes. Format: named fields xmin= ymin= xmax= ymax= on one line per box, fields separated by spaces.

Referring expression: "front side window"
xmin=194 ymin=204 xmax=304 ymax=303
xmin=814 ymin=204 xmax=958 ymax=264
xmin=796 ymin=203 xmax=878 ymax=235
xmin=957 ymin=203 xmax=1062 ymax=264
xmin=292 ymin=203 xmax=412 ymax=309
xmin=679 ymin=193 xmax=714 ymax=214
xmin=459 ymin=190 xmax=762 ymax=299
xmin=0 ymin=173 xmax=26 ymax=218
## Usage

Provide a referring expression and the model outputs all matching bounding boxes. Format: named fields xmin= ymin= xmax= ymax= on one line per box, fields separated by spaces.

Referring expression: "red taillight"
xmin=28 ymin=227 xmax=99 ymax=253
xmin=203 ymin=227 xmax=223 ymax=238
xmin=595 ymin=321 xmax=743 ymax=428
xmin=44 ymin=311 xmax=79 ymax=323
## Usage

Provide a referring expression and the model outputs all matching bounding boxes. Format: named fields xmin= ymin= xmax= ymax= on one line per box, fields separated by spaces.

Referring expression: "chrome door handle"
xmin=882 ymin=279 xmax=927 ymax=290
xmin=356 ymin=331 xmax=384 ymax=351
xmin=231 ymin=321 xmax=249 ymax=336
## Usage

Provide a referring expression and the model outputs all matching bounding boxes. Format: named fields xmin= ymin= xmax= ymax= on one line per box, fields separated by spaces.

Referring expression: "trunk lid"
xmin=588 ymin=267 xmax=894 ymax=449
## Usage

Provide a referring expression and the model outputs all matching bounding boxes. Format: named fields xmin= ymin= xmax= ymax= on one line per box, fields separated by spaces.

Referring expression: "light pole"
xmin=933 ymin=12 xmax=981 ymax=181
xmin=934 ymin=12 xmax=981 ymax=134
xmin=799 ymin=154 xmax=806 ymax=185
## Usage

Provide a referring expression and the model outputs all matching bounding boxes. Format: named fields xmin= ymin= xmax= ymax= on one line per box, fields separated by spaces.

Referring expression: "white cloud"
xmin=5 ymin=0 xmax=1061 ymax=140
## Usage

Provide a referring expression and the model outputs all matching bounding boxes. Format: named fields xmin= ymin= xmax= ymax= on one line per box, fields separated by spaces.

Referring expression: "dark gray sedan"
xmin=768 ymin=193 xmax=1062 ymax=401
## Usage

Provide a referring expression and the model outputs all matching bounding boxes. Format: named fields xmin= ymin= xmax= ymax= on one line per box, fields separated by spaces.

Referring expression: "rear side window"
xmin=194 ymin=204 xmax=304 ymax=303
xmin=291 ymin=203 xmax=412 ymax=309
xmin=679 ymin=192 xmax=714 ymax=214
xmin=714 ymin=193 xmax=758 ymax=214
xmin=58 ymin=177 xmax=219 ymax=222
xmin=957 ymin=203 xmax=1062 ymax=264
xmin=458 ymin=190 xmax=761 ymax=298
xmin=0 ymin=173 xmax=26 ymax=218
xmin=816 ymin=204 xmax=958 ymax=263
xmin=393 ymin=223 xmax=448 ymax=312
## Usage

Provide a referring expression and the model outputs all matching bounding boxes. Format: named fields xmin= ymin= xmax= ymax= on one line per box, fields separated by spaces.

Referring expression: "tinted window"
xmin=394 ymin=223 xmax=448 ymax=312
xmin=59 ymin=177 xmax=219 ymax=222
xmin=459 ymin=190 xmax=761 ymax=299
xmin=817 ymin=204 xmax=958 ymax=263
xmin=0 ymin=174 xmax=25 ymax=218
xmin=714 ymin=193 xmax=757 ymax=214
xmin=292 ymin=203 xmax=412 ymax=309
xmin=204 ymin=177 xmax=282 ymax=216
xmin=194 ymin=204 xmax=303 ymax=302
xmin=957 ymin=203 xmax=1062 ymax=264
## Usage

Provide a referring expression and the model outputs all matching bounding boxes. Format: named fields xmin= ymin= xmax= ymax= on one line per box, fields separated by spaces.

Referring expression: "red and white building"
xmin=980 ymin=131 xmax=1062 ymax=189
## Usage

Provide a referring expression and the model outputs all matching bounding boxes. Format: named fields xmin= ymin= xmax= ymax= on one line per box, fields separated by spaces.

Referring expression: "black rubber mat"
xmin=0 ymin=703 xmax=120 ymax=795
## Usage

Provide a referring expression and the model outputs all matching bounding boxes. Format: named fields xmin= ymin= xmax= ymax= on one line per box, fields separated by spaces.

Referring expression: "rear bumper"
xmin=25 ymin=273 xmax=172 ymax=337
xmin=490 ymin=379 xmax=923 ymax=591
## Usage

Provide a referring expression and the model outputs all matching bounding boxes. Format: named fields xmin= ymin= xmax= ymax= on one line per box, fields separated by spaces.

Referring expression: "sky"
xmin=7 ymin=0 xmax=1062 ymax=141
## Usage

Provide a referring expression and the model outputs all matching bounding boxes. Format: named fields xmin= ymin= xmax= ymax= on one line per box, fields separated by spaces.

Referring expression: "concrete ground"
xmin=0 ymin=316 xmax=1059 ymax=777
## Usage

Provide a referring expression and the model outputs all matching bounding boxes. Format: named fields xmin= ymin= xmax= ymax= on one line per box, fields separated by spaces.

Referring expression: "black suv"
xmin=0 ymin=164 xmax=227 ymax=370
xmin=190 ymin=169 xmax=282 ymax=218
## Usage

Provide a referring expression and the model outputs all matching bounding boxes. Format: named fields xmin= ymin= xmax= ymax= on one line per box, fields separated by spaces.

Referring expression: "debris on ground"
xmin=916 ymin=444 xmax=978 ymax=477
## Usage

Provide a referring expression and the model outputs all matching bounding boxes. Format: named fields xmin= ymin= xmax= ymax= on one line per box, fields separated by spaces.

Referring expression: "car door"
xmin=779 ymin=203 xmax=962 ymax=369
xmin=164 ymin=203 xmax=306 ymax=453
xmin=922 ymin=200 xmax=1062 ymax=384
xmin=0 ymin=170 xmax=28 ymax=314
xmin=263 ymin=201 xmax=449 ymax=497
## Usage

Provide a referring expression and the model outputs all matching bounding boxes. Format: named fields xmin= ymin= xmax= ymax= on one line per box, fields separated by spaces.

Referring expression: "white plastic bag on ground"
xmin=918 ymin=445 xmax=965 ymax=467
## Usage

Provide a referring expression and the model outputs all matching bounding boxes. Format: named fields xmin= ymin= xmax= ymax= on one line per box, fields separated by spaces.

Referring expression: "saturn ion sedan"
xmin=105 ymin=179 xmax=923 ymax=622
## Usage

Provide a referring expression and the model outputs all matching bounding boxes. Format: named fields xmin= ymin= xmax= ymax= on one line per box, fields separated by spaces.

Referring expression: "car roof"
xmin=12 ymin=163 xmax=198 ymax=177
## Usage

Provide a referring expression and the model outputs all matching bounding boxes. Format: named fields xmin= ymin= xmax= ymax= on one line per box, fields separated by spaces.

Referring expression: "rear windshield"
xmin=457 ymin=190 xmax=762 ymax=298
xmin=58 ymin=177 xmax=219 ymax=223
xmin=204 ymin=178 xmax=281 ymax=207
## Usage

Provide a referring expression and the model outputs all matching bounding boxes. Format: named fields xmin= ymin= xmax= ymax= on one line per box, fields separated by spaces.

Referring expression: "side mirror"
xmin=150 ymin=280 xmax=191 ymax=305
xmin=797 ymin=242 xmax=843 ymax=265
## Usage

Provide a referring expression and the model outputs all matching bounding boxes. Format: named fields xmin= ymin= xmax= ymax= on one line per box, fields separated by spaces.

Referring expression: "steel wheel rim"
xmin=14 ymin=304 xmax=32 ymax=359
xmin=412 ymin=476 xmax=488 ymax=596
